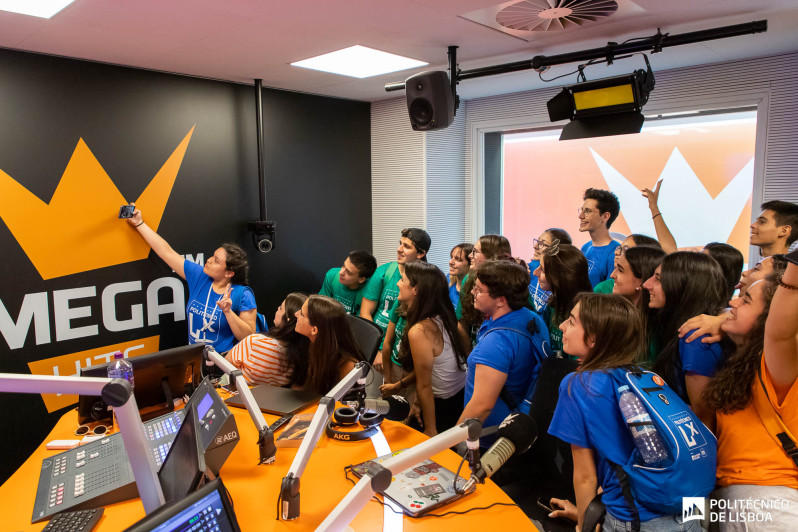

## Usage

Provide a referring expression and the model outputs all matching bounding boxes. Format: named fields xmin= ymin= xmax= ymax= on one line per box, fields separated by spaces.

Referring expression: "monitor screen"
xmin=123 ymin=478 xmax=241 ymax=532
xmin=158 ymin=406 xmax=206 ymax=503
xmin=78 ymin=344 xmax=204 ymax=423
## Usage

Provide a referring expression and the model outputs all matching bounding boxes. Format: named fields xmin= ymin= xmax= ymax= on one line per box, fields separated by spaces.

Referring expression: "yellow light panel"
xmin=573 ymin=84 xmax=635 ymax=111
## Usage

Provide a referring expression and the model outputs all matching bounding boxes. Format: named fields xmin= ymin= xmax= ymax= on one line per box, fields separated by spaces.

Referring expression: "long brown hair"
xmin=702 ymin=275 xmax=778 ymax=414
xmin=543 ymin=243 xmax=592 ymax=324
xmin=398 ymin=262 xmax=466 ymax=370
xmin=575 ymin=293 xmax=646 ymax=372
xmin=304 ymin=295 xmax=364 ymax=395
xmin=268 ymin=292 xmax=309 ymax=387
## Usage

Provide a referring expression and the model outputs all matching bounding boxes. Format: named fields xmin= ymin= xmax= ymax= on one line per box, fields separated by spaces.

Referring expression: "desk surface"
xmin=1 ymin=397 xmax=537 ymax=531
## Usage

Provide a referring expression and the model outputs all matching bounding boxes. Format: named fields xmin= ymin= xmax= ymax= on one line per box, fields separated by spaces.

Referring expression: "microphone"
xmin=361 ymin=396 xmax=410 ymax=421
xmin=462 ymin=413 xmax=537 ymax=492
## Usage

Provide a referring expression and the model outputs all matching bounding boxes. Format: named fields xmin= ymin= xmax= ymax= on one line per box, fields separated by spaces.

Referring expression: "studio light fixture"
xmin=385 ymin=21 xmax=766 ymax=135
xmin=547 ymin=58 xmax=655 ymax=140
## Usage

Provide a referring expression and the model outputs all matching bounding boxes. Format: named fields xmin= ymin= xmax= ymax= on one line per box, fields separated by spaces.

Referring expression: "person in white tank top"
xmin=396 ymin=262 xmax=468 ymax=437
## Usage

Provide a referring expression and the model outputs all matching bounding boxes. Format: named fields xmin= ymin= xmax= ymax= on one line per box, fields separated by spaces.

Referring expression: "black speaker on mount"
xmin=405 ymin=71 xmax=454 ymax=131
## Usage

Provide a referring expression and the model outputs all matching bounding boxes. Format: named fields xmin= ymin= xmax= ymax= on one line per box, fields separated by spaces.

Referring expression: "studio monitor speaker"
xmin=405 ymin=71 xmax=454 ymax=131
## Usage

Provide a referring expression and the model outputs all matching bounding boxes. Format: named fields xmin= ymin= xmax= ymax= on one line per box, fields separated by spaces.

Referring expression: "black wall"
xmin=0 ymin=48 xmax=371 ymax=483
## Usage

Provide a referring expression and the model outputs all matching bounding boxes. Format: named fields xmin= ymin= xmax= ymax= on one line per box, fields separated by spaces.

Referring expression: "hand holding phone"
xmin=118 ymin=204 xmax=135 ymax=219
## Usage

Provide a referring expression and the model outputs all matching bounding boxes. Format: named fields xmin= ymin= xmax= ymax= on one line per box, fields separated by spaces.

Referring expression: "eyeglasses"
xmin=75 ymin=424 xmax=109 ymax=436
xmin=543 ymin=238 xmax=561 ymax=257
xmin=577 ymin=207 xmax=596 ymax=217
xmin=533 ymin=238 xmax=551 ymax=250
xmin=471 ymin=283 xmax=487 ymax=296
xmin=614 ymin=244 xmax=631 ymax=257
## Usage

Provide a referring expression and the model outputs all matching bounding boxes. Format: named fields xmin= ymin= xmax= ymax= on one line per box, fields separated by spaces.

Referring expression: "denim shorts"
xmin=603 ymin=511 xmax=703 ymax=532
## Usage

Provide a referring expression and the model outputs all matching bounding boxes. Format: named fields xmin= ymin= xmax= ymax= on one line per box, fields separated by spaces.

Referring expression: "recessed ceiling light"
xmin=0 ymin=0 xmax=76 ymax=18
xmin=291 ymin=45 xmax=428 ymax=79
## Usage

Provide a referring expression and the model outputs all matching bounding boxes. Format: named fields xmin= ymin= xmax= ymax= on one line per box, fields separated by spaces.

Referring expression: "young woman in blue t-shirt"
xmin=126 ymin=204 xmax=257 ymax=353
xmin=548 ymin=293 xmax=700 ymax=531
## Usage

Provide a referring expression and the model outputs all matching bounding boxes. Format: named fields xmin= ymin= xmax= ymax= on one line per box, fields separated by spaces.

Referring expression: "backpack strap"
xmin=608 ymin=460 xmax=641 ymax=532
xmin=482 ymin=321 xmax=540 ymax=413
xmin=752 ymin=366 xmax=798 ymax=468
xmin=383 ymin=262 xmax=399 ymax=286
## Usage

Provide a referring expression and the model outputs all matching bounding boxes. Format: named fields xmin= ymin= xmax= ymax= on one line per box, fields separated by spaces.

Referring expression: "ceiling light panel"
xmin=0 ymin=0 xmax=76 ymax=18
xmin=291 ymin=45 xmax=427 ymax=79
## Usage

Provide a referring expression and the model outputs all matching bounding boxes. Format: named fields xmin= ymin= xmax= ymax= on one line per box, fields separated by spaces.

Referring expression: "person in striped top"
xmin=227 ymin=292 xmax=310 ymax=387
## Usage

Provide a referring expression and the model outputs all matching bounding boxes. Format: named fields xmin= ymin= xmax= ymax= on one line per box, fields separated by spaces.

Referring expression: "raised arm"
xmin=641 ymin=181 xmax=677 ymax=254
xmin=764 ymin=255 xmax=798 ymax=394
xmin=127 ymin=204 xmax=185 ymax=279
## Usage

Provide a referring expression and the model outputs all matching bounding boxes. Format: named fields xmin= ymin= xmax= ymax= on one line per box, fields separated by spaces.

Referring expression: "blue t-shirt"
xmin=184 ymin=260 xmax=257 ymax=353
xmin=446 ymin=274 xmax=460 ymax=309
xmin=549 ymin=371 xmax=665 ymax=523
xmin=527 ymin=259 xmax=550 ymax=314
xmin=672 ymin=330 xmax=726 ymax=403
xmin=581 ymin=240 xmax=620 ymax=288
xmin=319 ymin=267 xmax=363 ymax=316
xmin=465 ymin=307 xmax=550 ymax=431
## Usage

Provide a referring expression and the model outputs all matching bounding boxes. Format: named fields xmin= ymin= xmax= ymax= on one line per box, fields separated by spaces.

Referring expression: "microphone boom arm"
xmin=317 ymin=418 xmax=482 ymax=531
xmin=203 ymin=346 xmax=277 ymax=464
xmin=279 ymin=361 xmax=371 ymax=520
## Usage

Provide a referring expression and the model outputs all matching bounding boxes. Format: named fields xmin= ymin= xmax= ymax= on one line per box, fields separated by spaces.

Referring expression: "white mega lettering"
xmin=0 ymin=277 xmax=186 ymax=349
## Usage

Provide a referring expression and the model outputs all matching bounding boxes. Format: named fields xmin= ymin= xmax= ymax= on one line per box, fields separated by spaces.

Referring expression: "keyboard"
xmin=42 ymin=508 xmax=104 ymax=532
xmin=144 ymin=411 xmax=183 ymax=467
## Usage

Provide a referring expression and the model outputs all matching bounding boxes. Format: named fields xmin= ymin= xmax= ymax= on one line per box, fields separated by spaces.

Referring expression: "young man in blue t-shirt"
xmin=578 ymin=188 xmax=621 ymax=287
xmin=318 ymin=250 xmax=376 ymax=316
xmin=457 ymin=260 xmax=550 ymax=436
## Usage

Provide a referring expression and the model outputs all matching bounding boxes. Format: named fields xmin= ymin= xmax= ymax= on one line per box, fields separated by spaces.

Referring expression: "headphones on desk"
xmin=325 ymin=406 xmax=384 ymax=442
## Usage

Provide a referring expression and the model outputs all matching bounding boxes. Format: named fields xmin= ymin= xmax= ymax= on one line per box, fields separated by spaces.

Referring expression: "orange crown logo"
xmin=0 ymin=127 xmax=195 ymax=279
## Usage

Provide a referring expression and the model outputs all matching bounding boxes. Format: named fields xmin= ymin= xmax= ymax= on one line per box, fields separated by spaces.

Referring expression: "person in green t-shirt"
xmin=318 ymin=250 xmax=376 ymax=316
xmin=360 ymin=228 xmax=431 ymax=373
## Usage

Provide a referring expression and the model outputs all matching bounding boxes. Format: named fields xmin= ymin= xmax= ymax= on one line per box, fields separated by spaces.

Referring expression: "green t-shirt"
xmin=455 ymin=272 xmax=469 ymax=320
xmin=318 ymin=267 xmax=363 ymax=316
xmin=544 ymin=305 xmax=563 ymax=353
xmin=361 ymin=261 xmax=401 ymax=333
xmin=593 ymin=278 xmax=615 ymax=294
xmin=388 ymin=300 xmax=407 ymax=366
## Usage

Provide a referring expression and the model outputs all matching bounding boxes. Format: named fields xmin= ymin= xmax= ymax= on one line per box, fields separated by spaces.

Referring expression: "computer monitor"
xmin=158 ymin=406 xmax=206 ymax=503
xmin=78 ymin=344 xmax=204 ymax=424
xmin=123 ymin=478 xmax=241 ymax=532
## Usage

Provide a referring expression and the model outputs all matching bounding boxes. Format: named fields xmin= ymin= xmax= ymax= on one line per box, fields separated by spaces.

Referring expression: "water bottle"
xmin=618 ymin=385 xmax=669 ymax=466
xmin=107 ymin=352 xmax=134 ymax=429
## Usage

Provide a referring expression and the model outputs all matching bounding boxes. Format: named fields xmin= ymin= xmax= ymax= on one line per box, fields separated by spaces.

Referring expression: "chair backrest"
xmin=346 ymin=314 xmax=383 ymax=364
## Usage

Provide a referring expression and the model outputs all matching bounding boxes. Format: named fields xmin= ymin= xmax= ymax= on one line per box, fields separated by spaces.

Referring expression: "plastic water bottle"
xmin=107 ymin=352 xmax=134 ymax=429
xmin=618 ymin=385 xmax=669 ymax=466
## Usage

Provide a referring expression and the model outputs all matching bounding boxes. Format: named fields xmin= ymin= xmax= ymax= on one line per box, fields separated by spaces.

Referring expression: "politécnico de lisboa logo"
xmin=683 ymin=497 xmax=706 ymax=522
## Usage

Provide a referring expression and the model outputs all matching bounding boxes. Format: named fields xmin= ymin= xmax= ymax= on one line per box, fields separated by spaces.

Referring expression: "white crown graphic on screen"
xmin=590 ymin=147 xmax=754 ymax=247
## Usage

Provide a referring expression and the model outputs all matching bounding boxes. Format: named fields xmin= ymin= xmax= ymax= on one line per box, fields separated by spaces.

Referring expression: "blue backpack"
xmin=481 ymin=319 xmax=552 ymax=416
xmin=602 ymin=368 xmax=717 ymax=522
xmin=231 ymin=286 xmax=268 ymax=334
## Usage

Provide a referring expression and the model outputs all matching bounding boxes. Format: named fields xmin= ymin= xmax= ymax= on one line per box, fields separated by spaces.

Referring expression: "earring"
xmin=635 ymin=286 xmax=641 ymax=291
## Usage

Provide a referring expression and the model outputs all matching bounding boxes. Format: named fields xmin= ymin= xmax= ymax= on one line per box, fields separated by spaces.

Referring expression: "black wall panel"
xmin=0 ymin=48 xmax=371 ymax=483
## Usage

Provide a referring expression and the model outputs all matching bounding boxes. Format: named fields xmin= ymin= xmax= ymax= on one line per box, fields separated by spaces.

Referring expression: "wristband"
xmin=652 ymin=212 xmax=662 ymax=220
xmin=134 ymin=221 xmax=144 ymax=227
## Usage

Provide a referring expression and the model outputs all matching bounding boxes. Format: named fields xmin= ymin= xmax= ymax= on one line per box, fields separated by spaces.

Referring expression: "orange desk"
xmin=1 ymin=401 xmax=537 ymax=531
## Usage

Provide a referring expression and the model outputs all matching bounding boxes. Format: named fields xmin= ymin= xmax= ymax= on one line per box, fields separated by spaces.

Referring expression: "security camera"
xmin=257 ymin=238 xmax=273 ymax=253
xmin=248 ymin=220 xmax=276 ymax=254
